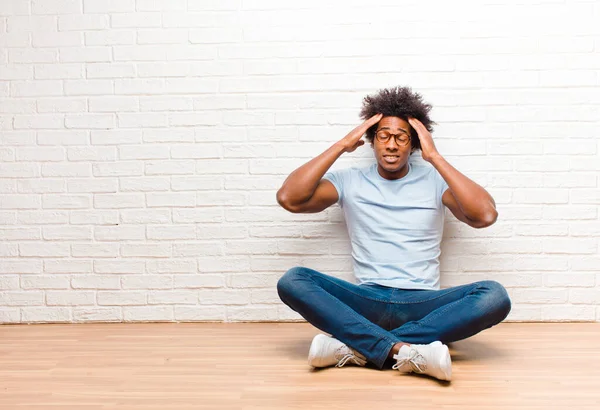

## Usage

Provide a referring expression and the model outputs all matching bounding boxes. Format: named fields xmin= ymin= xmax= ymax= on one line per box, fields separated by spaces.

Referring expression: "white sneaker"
xmin=392 ymin=341 xmax=452 ymax=381
xmin=308 ymin=334 xmax=367 ymax=368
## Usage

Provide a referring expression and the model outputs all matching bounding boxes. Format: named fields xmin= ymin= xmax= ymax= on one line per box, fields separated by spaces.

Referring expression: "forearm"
xmin=276 ymin=141 xmax=346 ymax=206
xmin=430 ymin=154 xmax=498 ymax=223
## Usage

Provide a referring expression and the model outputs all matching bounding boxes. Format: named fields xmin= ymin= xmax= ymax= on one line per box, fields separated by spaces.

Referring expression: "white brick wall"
xmin=1 ymin=0 xmax=598 ymax=324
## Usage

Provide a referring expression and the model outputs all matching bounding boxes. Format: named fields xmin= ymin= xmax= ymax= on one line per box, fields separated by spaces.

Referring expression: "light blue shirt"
xmin=323 ymin=159 xmax=449 ymax=290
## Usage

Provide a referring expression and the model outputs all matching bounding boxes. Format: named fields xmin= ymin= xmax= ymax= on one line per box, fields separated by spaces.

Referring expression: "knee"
xmin=277 ymin=266 xmax=309 ymax=301
xmin=477 ymin=280 xmax=512 ymax=323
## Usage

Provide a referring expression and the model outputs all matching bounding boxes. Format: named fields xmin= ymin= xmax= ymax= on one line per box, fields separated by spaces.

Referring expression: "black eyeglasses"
xmin=375 ymin=130 xmax=410 ymax=146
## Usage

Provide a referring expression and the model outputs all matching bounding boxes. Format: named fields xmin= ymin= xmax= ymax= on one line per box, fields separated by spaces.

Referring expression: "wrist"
xmin=333 ymin=140 xmax=348 ymax=154
xmin=427 ymin=151 xmax=444 ymax=165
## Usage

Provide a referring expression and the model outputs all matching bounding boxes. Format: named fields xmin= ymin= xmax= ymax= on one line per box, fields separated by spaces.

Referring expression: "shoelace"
xmin=392 ymin=347 xmax=427 ymax=373
xmin=334 ymin=347 xmax=364 ymax=367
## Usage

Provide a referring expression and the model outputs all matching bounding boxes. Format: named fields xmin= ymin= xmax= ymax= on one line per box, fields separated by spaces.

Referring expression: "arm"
xmin=408 ymin=117 xmax=498 ymax=229
xmin=277 ymin=113 xmax=383 ymax=213
xmin=276 ymin=142 xmax=344 ymax=213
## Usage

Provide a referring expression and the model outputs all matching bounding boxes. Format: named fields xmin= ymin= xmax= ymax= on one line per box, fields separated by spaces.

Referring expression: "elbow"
xmin=471 ymin=209 xmax=498 ymax=229
xmin=276 ymin=190 xmax=299 ymax=213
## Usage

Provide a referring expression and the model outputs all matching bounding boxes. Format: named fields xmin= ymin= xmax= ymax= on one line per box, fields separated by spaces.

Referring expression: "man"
xmin=275 ymin=86 xmax=511 ymax=382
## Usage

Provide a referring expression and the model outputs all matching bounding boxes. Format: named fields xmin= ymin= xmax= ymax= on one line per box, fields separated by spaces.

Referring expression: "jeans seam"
xmin=394 ymin=296 xmax=469 ymax=334
xmin=376 ymin=340 xmax=397 ymax=369
xmin=309 ymin=274 xmax=398 ymax=363
xmin=390 ymin=283 xmax=477 ymax=305
xmin=322 ymin=281 xmax=397 ymax=344
xmin=316 ymin=274 xmax=392 ymax=303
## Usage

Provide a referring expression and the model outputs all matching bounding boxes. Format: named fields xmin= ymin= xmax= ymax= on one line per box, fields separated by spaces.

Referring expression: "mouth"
xmin=383 ymin=155 xmax=400 ymax=164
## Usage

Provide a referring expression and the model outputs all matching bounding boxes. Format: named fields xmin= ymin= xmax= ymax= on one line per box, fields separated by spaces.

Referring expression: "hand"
xmin=408 ymin=117 xmax=440 ymax=163
xmin=339 ymin=113 xmax=383 ymax=153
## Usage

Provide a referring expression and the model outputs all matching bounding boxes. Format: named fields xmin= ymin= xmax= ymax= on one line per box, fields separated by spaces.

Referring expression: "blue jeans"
xmin=277 ymin=266 xmax=512 ymax=369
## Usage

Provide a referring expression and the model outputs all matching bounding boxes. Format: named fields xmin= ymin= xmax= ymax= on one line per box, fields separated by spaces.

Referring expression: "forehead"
xmin=376 ymin=116 xmax=409 ymax=130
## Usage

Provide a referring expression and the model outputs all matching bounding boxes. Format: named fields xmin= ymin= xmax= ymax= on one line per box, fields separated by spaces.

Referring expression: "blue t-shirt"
xmin=323 ymin=160 xmax=449 ymax=290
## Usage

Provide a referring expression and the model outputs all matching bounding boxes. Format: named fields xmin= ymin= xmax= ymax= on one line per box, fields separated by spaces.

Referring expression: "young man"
xmin=275 ymin=86 xmax=511 ymax=382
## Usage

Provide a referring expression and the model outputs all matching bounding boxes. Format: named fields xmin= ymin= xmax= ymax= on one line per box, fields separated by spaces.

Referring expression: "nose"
xmin=385 ymin=138 xmax=399 ymax=149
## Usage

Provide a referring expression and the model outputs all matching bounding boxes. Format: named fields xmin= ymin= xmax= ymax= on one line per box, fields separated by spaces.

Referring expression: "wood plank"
xmin=0 ymin=323 xmax=599 ymax=409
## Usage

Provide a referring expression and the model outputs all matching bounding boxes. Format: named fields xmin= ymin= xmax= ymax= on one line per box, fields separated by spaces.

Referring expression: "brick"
xmin=146 ymin=259 xmax=197 ymax=274
xmin=71 ymin=275 xmax=120 ymax=289
xmin=541 ymin=305 xmax=595 ymax=322
xmin=67 ymin=147 xmax=117 ymax=162
xmin=93 ymin=193 xmax=145 ymax=209
xmin=227 ymin=305 xmax=278 ymax=322
xmin=174 ymin=306 xmax=225 ymax=321
xmin=0 ymin=65 xmax=34 ymax=80
xmin=0 ymin=259 xmax=42 ymax=274
xmin=123 ymin=306 xmax=173 ymax=321
xmin=22 ymin=307 xmax=71 ymax=323
xmin=11 ymin=81 xmax=63 ymax=97
xmin=121 ymin=275 xmax=172 ymax=290
xmin=121 ymin=244 xmax=171 ymax=258
xmin=7 ymin=16 xmax=57 ymax=32
xmin=98 ymin=291 xmax=146 ymax=306
xmin=198 ymin=289 xmax=250 ymax=305
xmin=59 ymin=15 xmax=108 ymax=31
xmin=60 ymin=47 xmax=111 ymax=63
xmin=37 ymin=98 xmax=87 ymax=113
xmin=89 ymin=97 xmax=138 ymax=112
xmin=19 ymin=243 xmax=70 ymax=257
xmin=146 ymin=225 xmax=196 ymax=240
xmin=87 ymin=63 xmax=135 ymax=79
xmin=147 ymin=291 xmax=196 ymax=305
xmin=42 ymin=193 xmax=91 ymax=208
xmin=111 ymin=13 xmax=162 ymax=28
xmin=32 ymin=32 xmax=82 ymax=47
xmin=94 ymin=226 xmax=145 ymax=241
xmin=174 ymin=274 xmax=224 ymax=289
xmin=0 ymin=276 xmax=20 ymax=290
xmin=44 ymin=259 xmax=91 ymax=274
xmin=46 ymin=291 xmax=95 ymax=306
xmin=32 ymin=0 xmax=82 ymax=14
xmin=71 ymin=243 xmax=119 ymax=258
xmin=66 ymin=176 xmax=117 ymax=191
xmin=92 ymin=161 xmax=143 ymax=176
xmin=73 ymin=307 xmax=121 ymax=322
xmin=65 ymin=114 xmax=115 ymax=129
xmin=94 ymin=260 xmax=145 ymax=274
xmin=0 ymin=291 xmax=44 ymax=306
xmin=38 ymin=130 xmax=88 ymax=145
xmin=83 ymin=0 xmax=135 ymax=13
xmin=42 ymin=226 xmax=92 ymax=240
xmin=85 ymin=30 xmax=135 ymax=46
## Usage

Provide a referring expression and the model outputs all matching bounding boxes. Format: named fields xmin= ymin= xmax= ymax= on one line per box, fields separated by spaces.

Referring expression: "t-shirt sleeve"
xmin=322 ymin=168 xmax=346 ymax=206
xmin=432 ymin=167 xmax=449 ymax=206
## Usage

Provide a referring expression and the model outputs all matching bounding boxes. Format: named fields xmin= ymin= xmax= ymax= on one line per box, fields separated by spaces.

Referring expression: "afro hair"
xmin=359 ymin=86 xmax=435 ymax=151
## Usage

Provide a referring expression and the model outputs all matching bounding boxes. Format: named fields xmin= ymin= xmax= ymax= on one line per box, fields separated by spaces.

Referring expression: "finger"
xmin=409 ymin=117 xmax=424 ymax=129
xmin=408 ymin=118 xmax=424 ymax=133
xmin=369 ymin=113 xmax=383 ymax=122
xmin=358 ymin=117 xmax=379 ymax=133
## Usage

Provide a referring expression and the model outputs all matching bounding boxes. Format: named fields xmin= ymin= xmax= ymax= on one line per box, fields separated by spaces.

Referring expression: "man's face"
xmin=372 ymin=116 xmax=413 ymax=177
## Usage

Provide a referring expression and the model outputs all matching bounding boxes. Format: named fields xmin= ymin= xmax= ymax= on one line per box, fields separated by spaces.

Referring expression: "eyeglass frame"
xmin=374 ymin=129 xmax=411 ymax=146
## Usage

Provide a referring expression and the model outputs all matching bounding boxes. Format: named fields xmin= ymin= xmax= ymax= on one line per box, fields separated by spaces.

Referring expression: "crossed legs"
xmin=277 ymin=266 xmax=511 ymax=369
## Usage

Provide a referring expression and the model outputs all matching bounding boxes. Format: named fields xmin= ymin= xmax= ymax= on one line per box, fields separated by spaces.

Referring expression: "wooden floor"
xmin=0 ymin=323 xmax=599 ymax=409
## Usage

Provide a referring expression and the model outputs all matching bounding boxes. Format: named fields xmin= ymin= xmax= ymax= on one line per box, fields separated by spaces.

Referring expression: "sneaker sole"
xmin=393 ymin=341 xmax=452 ymax=381
xmin=438 ymin=344 xmax=452 ymax=381
xmin=307 ymin=334 xmax=329 ymax=368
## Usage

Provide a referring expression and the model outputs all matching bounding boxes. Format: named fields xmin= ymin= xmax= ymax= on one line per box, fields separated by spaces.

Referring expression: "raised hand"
xmin=408 ymin=117 xmax=440 ymax=163
xmin=338 ymin=113 xmax=383 ymax=153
